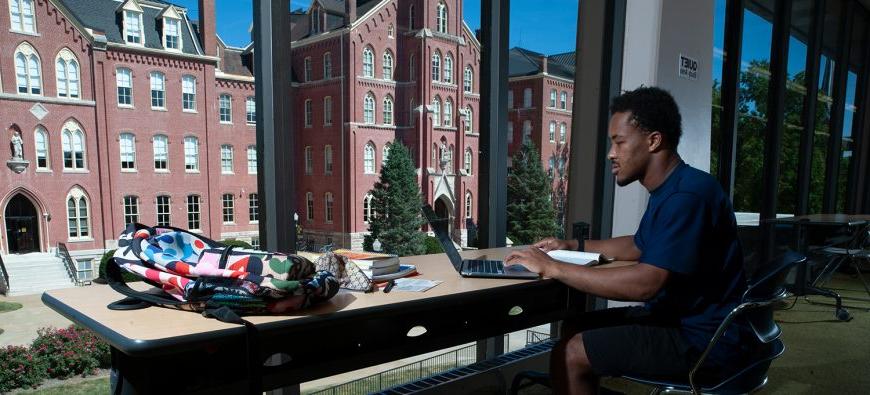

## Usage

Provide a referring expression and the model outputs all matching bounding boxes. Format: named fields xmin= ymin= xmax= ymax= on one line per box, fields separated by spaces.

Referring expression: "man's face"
xmin=607 ymin=112 xmax=653 ymax=187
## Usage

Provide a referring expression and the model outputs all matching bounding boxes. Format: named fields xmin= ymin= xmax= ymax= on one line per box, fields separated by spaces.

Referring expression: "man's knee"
xmin=564 ymin=332 xmax=593 ymax=373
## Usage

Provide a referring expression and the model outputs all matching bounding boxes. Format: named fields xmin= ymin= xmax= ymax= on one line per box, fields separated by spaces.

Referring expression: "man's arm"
xmin=585 ymin=236 xmax=641 ymax=261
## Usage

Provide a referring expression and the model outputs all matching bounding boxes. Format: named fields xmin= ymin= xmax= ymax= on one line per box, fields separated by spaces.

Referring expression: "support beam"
xmin=823 ymin=0 xmax=855 ymax=213
xmin=797 ymin=0 xmax=826 ymax=216
xmin=717 ymin=0 xmax=744 ymax=199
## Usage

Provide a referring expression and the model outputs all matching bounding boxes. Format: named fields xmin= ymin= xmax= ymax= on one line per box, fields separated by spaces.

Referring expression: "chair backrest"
xmin=742 ymin=250 xmax=806 ymax=343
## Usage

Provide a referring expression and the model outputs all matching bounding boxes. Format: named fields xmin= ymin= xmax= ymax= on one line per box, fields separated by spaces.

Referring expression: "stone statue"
xmin=11 ymin=131 xmax=23 ymax=160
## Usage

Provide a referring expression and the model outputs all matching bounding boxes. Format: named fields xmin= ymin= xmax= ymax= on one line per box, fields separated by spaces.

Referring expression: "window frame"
xmin=9 ymin=0 xmax=37 ymax=34
xmin=247 ymin=145 xmax=257 ymax=174
xmin=55 ymin=49 xmax=80 ymax=99
xmin=15 ymin=43 xmax=42 ymax=95
xmin=248 ymin=193 xmax=259 ymax=223
xmin=383 ymin=95 xmax=394 ymax=125
xmin=221 ymin=193 xmax=235 ymax=224
xmin=123 ymin=10 xmax=144 ymax=45
xmin=156 ymin=195 xmax=171 ymax=227
xmin=123 ymin=195 xmax=139 ymax=225
xmin=362 ymin=47 xmax=374 ymax=78
xmin=187 ymin=195 xmax=201 ymax=230
xmin=363 ymin=92 xmax=376 ymax=124
xmin=150 ymin=71 xmax=166 ymax=109
xmin=119 ymin=132 xmax=136 ymax=171
xmin=246 ymin=96 xmax=256 ymax=124
xmin=66 ymin=188 xmax=91 ymax=240
xmin=219 ymin=94 xmax=233 ymax=123
xmin=184 ymin=136 xmax=199 ymax=172
xmin=153 ymin=134 xmax=168 ymax=171
xmin=363 ymin=142 xmax=376 ymax=174
xmin=116 ymin=68 xmax=133 ymax=107
xmin=35 ymin=126 xmax=49 ymax=169
xmin=220 ymin=144 xmax=234 ymax=174
xmin=163 ymin=16 xmax=182 ymax=51
xmin=182 ymin=75 xmax=197 ymax=112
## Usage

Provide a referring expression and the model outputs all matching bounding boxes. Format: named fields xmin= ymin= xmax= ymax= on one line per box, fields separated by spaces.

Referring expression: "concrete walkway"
xmin=0 ymin=292 xmax=73 ymax=347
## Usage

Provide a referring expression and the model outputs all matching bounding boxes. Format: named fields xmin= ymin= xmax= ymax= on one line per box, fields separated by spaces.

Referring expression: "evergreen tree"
xmin=365 ymin=141 xmax=427 ymax=256
xmin=507 ymin=141 xmax=559 ymax=245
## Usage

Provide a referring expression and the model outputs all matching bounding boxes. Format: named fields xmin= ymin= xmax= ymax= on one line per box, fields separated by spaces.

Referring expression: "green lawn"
xmin=0 ymin=301 xmax=23 ymax=313
xmin=16 ymin=377 xmax=109 ymax=395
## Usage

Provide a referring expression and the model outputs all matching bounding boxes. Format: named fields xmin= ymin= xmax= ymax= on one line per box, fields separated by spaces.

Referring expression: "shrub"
xmin=424 ymin=236 xmax=444 ymax=254
xmin=31 ymin=326 xmax=111 ymax=379
xmin=220 ymin=238 xmax=253 ymax=249
xmin=0 ymin=345 xmax=47 ymax=392
xmin=97 ymin=249 xmax=141 ymax=283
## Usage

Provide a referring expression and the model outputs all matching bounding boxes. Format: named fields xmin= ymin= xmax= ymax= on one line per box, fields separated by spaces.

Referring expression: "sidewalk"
xmin=0 ymin=292 xmax=73 ymax=347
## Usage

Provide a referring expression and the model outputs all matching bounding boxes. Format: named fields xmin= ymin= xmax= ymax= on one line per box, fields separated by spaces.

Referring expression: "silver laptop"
xmin=421 ymin=204 xmax=539 ymax=279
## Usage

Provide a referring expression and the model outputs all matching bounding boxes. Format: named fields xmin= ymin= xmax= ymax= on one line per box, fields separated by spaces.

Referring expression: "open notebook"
xmin=546 ymin=250 xmax=604 ymax=266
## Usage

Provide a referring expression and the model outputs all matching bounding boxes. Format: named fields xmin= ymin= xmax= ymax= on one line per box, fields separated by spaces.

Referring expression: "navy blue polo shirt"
xmin=634 ymin=160 xmax=748 ymax=366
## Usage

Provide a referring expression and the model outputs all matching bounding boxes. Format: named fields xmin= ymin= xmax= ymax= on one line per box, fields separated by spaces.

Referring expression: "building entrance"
xmin=5 ymin=194 xmax=40 ymax=254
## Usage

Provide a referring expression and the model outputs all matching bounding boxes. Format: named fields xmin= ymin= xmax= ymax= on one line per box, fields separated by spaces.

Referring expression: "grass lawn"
xmin=0 ymin=301 xmax=23 ymax=313
xmin=15 ymin=377 xmax=109 ymax=395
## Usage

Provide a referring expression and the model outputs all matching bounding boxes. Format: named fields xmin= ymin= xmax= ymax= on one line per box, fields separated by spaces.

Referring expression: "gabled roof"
xmin=508 ymin=47 xmax=575 ymax=80
xmin=60 ymin=0 xmax=202 ymax=55
xmin=292 ymin=0 xmax=382 ymax=41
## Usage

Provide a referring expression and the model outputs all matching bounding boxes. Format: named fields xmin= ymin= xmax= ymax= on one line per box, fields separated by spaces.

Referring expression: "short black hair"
xmin=610 ymin=87 xmax=682 ymax=149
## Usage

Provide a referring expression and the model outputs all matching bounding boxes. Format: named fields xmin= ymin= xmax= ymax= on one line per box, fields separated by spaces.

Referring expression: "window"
xmin=436 ymin=2 xmax=447 ymax=33
xmin=409 ymin=4 xmax=415 ymax=30
xmin=560 ymin=91 xmax=567 ymax=110
xmin=15 ymin=44 xmax=41 ymax=94
xmin=182 ymin=75 xmax=196 ymax=111
xmin=55 ymin=50 xmax=79 ymax=99
xmin=363 ymin=142 xmax=375 ymax=174
xmin=156 ymin=195 xmax=171 ymax=226
xmin=549 ymin=121 xmax=556 ymax=142
xmin=383 ymin=51 xmax=394 ymax=80
xmin=444 ymin=54 xmax=453 ymax=84
xmin=465 ymin=192 xmax=472 ymax=219
xmin=523 ymin=88 xmax=532 ymax=108
xmin=35 ymin=127 xmax=48 ymax=169
xmin=123 ymin=196 xmax=139 ymax=225
xmin=383 ymin=143 xmax=391 ymax=164
xmin=187 ymin=195 xmax=200 ymax=230
xmin=76 ymin=259 xmax=94 ymax=281
xmin=304 ymin=57 xmax=312 ymax=82
xmin=324 ymin=96 xmax=333 ymax=125
xmin=9 ymin=0 xmax=36 ymax=33
xmin=310 ymin=7 xmax=320 ymax=34
xmin=249 ymin=193 xmax=259 ymax=222
xmin=523 ymin=120 xmax=532 ymax=143
xmin=363 ymin=93 xmax=375 ymax=124
xmin=304 ymin=146 xmax=313 ymax=175
xmin=120 ymin=133 xmax=136 ymax=170
xmin=465 ymin=106 xmax=473 ymax=133
xmin=220 ymin=144 xmax=233 ymax=174
xmin=362 ymin=47 xmax=374 ymax=77
xmin=116 ymin=68 xmax=132 ymax=106
xmin=388 ymin=24 xmax=394 ymax=38
xmin=150 ymin=72 xmax=165 ymax=108
xmin=184 ymin=136 xmax=198 ymax=171
xmin=246 ymin=97 xmax=256 ymax=124
xmin=443 ymin=98 xmax=453 ymax=127
xmin=383 ymin=96 xmax=394 ymax=125
xmin=507 ymin=90 xmax=514 ymax=108
xmin=560 ymin=122 xmax=567 ymax=143
xmin=550 ymin=89 xmax=557 ymax=107
xmin=222 ymin=194 xmax=235 ymax=223
xmin=431 ymin=51 xmax=441 ymax=81
xmin=247 ymin=145 xmax=257 ymax=174
xmin=62 ymin=122 xmax=85 ymax=170
xmin=363 ymin=194 xmax=373 ymax=223
xmin=507 ymin=121 xmax=514 ymax=143
xmin=219 ymin=94 xmax=232 ymax=123
xmin=306 ymin=192 xmax=314 ymax=221
xmin=304 ymin=99 xmax=313 ymax=127
xmin=124 ymin=10 xmax=143 ymax=44
xmin=251 ymin=237 xmax=260 ymax=249
xmin=66 ymin=189 xmax=90 ymax=238
xmin=153 ymin=135 xmax=168 ymax=170
xmin=432 ymin=96 xmax=441 ymax=126
xmin=323 ymin=53 xmax=332 ymax=78
xmin=465 ymin=148 xmax=473 ymax=175
xmin=445 ymin=144 xmax=454 ymax=173
xmin=463 ymin=66 xmax=472 ymax=93
xmin=163 ymin=17 xmax=181 ymax=50
xmin=324 ymin=193 xmax=334 ymax=223
xmin=409 ymin=54 xmax=416 ymax=81
xmin=324 ymin=145 xmax=333 ymax=174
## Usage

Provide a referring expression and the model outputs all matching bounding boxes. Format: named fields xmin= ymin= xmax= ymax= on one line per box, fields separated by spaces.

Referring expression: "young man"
xmin=505 ymin=87 xmax=748 ymax=394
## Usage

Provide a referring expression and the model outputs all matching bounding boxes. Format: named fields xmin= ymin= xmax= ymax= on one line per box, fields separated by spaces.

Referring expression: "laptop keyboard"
xmin=465 ymin=259 xmax=504 ymax=274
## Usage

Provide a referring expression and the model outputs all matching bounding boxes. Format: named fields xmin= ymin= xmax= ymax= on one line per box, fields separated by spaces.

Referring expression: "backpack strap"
xmin=106 ymin=258 xmax=187 ymax=310
xmin=203 ymin=306 xmax=262 ymax=394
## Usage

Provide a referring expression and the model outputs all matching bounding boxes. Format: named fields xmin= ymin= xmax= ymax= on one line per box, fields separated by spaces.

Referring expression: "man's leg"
xmin=553 ymin=332 xmax=597 ymax=394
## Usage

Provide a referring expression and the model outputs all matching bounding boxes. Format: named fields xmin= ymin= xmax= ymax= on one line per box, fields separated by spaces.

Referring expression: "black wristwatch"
xmin=576 ymin=237 xmax=585 ymax=252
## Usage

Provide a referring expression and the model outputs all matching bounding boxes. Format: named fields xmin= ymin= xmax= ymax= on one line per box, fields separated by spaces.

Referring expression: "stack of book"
xmin=333 ymin=249 xmax=417 ymax=281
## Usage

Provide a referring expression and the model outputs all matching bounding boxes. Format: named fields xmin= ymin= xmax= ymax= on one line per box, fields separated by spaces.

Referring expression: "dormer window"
xmin=124 ymin=10 xmax=143 ymax=44
xmin=164 ymin=18 xmax=181 ymax=50
xmin=311 ymin=7 xmax=320 ymax=34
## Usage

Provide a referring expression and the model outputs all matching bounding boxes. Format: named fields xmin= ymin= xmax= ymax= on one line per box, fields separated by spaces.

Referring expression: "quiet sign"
xmin=679 ymin=54 xmax=698 ymax=80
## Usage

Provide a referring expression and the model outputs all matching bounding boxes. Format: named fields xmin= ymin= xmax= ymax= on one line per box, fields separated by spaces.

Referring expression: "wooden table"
xmin=43 ymin=247 xmax=578 ymax=393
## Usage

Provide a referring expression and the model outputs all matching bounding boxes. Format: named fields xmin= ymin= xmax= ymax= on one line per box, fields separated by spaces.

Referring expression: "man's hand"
xmin=533 ymin=237 xmax=577 ymax=252
xmin=505 ymin=246 xmax=561 ymax=277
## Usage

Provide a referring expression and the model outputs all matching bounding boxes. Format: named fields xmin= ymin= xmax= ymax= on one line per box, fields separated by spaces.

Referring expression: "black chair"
xmin=510 ymin=250 xmax=806 ymax=395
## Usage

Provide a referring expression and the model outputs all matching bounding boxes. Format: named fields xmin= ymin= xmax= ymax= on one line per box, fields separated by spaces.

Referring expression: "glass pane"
xmin=837 ymin=11 xmax=866 ymax=212
xmin=711 ymin=0 xmax=726 ymax=176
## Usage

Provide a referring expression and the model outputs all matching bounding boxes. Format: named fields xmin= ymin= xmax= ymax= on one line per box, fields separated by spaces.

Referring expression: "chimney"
xmin=541 ymin=55 xmax=548 ymax=74
xmin=345 ymin=0 xmax=357 ymax=25
xmin=198 ymin=0 xmax=217 ymax=56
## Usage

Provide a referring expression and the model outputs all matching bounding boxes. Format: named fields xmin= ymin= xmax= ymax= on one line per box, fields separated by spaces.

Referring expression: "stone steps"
xmin=2 ymin=252 xmax=74 ymax=296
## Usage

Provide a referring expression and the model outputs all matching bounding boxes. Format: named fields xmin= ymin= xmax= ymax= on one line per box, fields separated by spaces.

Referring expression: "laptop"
xmin=421 ymin=204 xmax=539 ymax=279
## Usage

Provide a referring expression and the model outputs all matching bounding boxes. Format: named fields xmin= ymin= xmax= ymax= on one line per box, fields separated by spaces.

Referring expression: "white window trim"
xmin=15 ymin=42 xmax=42 ymax=96
xmin=246 ymin=96 xmax=256 ymax=125
xmin=55 ymin=49 xmax=80 ymax=100
xmin=220 ymin=144 xmax=234 ymax=174
xmin=119 ymin=132 xmax=137 ymax=172
xmin=150 ymin=71 xmax=166 ymax=110
xmin=184 ymin=136 xmax=199 ymax=172
xmin=219 ymin=94 xmax=233 ymax=124
xmin=161 ymin=9 xmax=183 ymax=52
xmin=66 ymin=188 xmax=92 ymax=241
xmin=9 ymin=0 xmax=38 ymax=34
xmin=116 ymin=68 xmax=133 ymax=108
xmin=34 ymin=126 xmax=49 ymax=170
xmin=221 ymin=194 xmax=235 ymax=224
xmin=152 ymin=134 xmax=169 ymax=171
xmin=122 ymin=7 xmax=145 ymax=47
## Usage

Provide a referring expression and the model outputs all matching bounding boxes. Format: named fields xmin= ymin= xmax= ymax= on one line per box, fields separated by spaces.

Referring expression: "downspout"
xmin=341 ymin=32 xmax=347 ymax=246
xmin=91 ymin=50 xmax=110 ymax=251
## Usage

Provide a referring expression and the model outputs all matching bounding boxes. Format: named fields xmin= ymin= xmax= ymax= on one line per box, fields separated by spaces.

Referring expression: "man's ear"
xmin=647 ymin=131 xmax=664 ymax=152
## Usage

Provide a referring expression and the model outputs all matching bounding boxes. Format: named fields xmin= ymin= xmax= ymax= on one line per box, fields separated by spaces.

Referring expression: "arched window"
xmin=220 ymin=144 xmax=234 ymax=174
xmin=66 ymin=188 xmax=90 ymax=239
xmin=383 ymin=50 xmax=394 ymax=80
xmin=431 ymin=51 xmax=441 ymax=81
xmin=408 ymin=5 xmax=415 ymax=30
xmin=388 ymin=24 xmax=394 ymax=38
xmin=219 ymin=94 xmax=233 ymax=123
xmin=383 ymin=95 xmax=394 ymax=125
xmin=182 ymin=75 xmax=196 ymax=110
xmin=116 ymin=68 xmax=132 ymax=106
xmin=151 ymin=72 xmax=166 ymax=108
xmin=56 ymin=49 xmax=79 ymax=99
xmin=324 ymin=193 xmax=334 ymax=223
xmin=507 ymin=90 xmax=514 ymax=108
xmin=507 ymin=121 xmax=514 ymax=143
xmin=363 ymin=92 xmax=376 ymax=124
xmin=522 ymin=120 xmax=532 ymax=143
xmin=560 ymin=91 xmax=568 ymax=109
xmin=436 ymin=2 xmax=448 ymax=33
xmin=304 ymin=99 xmax=313 ymax=127
xmin=323 ymin=52 xmax=332 ymax=79
xmin=523 ymin=88 xmax=532 ymax=108
xmin=409 ymin=53 xmax=416 ymax=81
xmin=465 ymin=191 xmax=472 ymax=219
xmin=465 ymin=106 xmax=473 ymax=133
xmin=362 ymin=47 xmax=374 ymax=78
xmin=35 ymin=126 xmax=49 ymax=169
xmin=246 ymin=96 xmax=256 ymax=124
xmin=15 ymin=43 xmax=41 ymax=94
xmin=464 ymin=148 xmax=473 ymax=175
xmin=310 ymin=7 xmax=320 ymax=34
xmin=323 ymin=96 xmax=333 ymax=125
xmin=9 ymin=0 xmax=37 ymax=33
xmin=560 ymin=122 xmax=567 ymax=142
xmin=303 ymin=56 xmax=312 ymax=81
xmin=446 ymin=144 xmax=454 ymax=173
xmin=363 ymin=142 xmax=376 ymax=174
xmin=443 ymin=53 xmax=453 ymax=84
xmin=119 ymin=132 xmax=136 ymax=170
xmin=306 ymin=192 xmax=314 ymax=221
xmin=363 ymin=194 xmax=373 ymax=223
xmin=324 ymin=145 xmax=333 ymax=174
xmin=432 ymin=96 xmax=441 ymax=126
xmin=383 ymin=142 xmax=391 ymax=164
xmin=443 ymin=98 xmax=453 ymax=127
xmin=549 ymin=121 xmax=556 ymax=142
xmin=550 ymin=89 xmax=557 ymax=107
xmin=304 ymin=146 xmax=313 ymax=174
xmin=153 ymin=134 xmax=168 ymax=170
xmin=184 ymin=136 xmax=199 ymax=171
xmin=61 ymin=121 xmax=86 ymax=170
xmin=463 ymin=66 xmax=473 ymax=93
xmin=248 ymin=145 xmax=257 ymax=174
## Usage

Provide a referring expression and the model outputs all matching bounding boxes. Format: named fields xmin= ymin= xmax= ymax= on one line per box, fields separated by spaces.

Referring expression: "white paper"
xmin=393 ymin=278 xmax=442 ymax=292
xmin=547 ymin=250 xmax=601 ymax=266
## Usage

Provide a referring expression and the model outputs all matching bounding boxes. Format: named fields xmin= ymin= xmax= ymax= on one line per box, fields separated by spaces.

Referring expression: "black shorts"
xmin=570 ymin=307 xmax=698 ymax=380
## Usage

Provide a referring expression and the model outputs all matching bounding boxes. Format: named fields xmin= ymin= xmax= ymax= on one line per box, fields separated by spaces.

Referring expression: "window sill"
xmin=118 ymin=104 xmax=134 ymax=109
xmin=57 ymin=95 xmax=81 ymax=100
xmin=189 ymin=229 xmax=203 ymax=233
xmin=9 ymin=29 xmax=39 ymax=37
xmin=121 ymin=169 xmax=138 ymax=173
xmin=247 ymin=122 xmax=256 ymax=127
xmin=250 ymin=221 xmax=259 ymax=225
xmin=66 ymin=237 xmax=95 ymax=243
xmin=185 ymin=170 xmax=201 ymax=174
xmin=36 ymin=168 xmax=52 ymax=173
xmin=248 ymin=172 xmax=257 ymax=175
xmin=222 ymin=172 xmax=235 ymax=175
xmin=223 ymin=222 xmax=236 ymax=225
xmin=220 ymin=121 xmax=233 ymax=125
xmin=62 ymin=169 xmax=90 ymax=174
xmin=151 ymin=107 xmax=167 ymax=112
xmin=154 ymin=169 xmax=170 ymax=173
xmin=183 ymin=109 xmax=198 ymax=114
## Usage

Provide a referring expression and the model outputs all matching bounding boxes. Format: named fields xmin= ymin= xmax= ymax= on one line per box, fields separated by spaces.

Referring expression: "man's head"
xmin=607 ymin=87 xmax=682 ymax=186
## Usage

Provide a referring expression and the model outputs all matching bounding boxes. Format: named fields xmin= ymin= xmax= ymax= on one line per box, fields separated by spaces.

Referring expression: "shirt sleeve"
xmin=639 ymin=193 xmax=708 ymax=275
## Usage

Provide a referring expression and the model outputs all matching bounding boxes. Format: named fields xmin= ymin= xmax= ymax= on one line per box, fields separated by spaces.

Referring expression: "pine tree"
xmin=365 ymin=141 xmax=427 ymax=256
xmin=507 ymin=141 xmax=560 ymax=245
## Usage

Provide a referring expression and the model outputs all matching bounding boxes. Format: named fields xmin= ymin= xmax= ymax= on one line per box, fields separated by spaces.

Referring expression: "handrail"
xmin=0 ymin=253 xmax=9 ymax=295
xmin=57 ymin=243 xmax=89 ymax=286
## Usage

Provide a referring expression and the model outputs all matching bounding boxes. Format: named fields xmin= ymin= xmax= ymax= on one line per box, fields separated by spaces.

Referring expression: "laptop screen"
xmin=421 ymin=204 xmax=465 ymax=272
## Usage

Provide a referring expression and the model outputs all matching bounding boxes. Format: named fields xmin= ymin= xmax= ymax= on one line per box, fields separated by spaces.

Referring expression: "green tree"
xmin=364 ymin=141 xmax=427 ymax=256
xmin=507 ymin=141 xmax=559 ymax=245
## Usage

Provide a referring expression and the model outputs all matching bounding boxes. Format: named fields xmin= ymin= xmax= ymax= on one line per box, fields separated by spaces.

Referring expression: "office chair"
xmin=510 ymin=250 xmax=806 ymax=395
xmin=811 ymin=224 xmax=870 ymax=304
